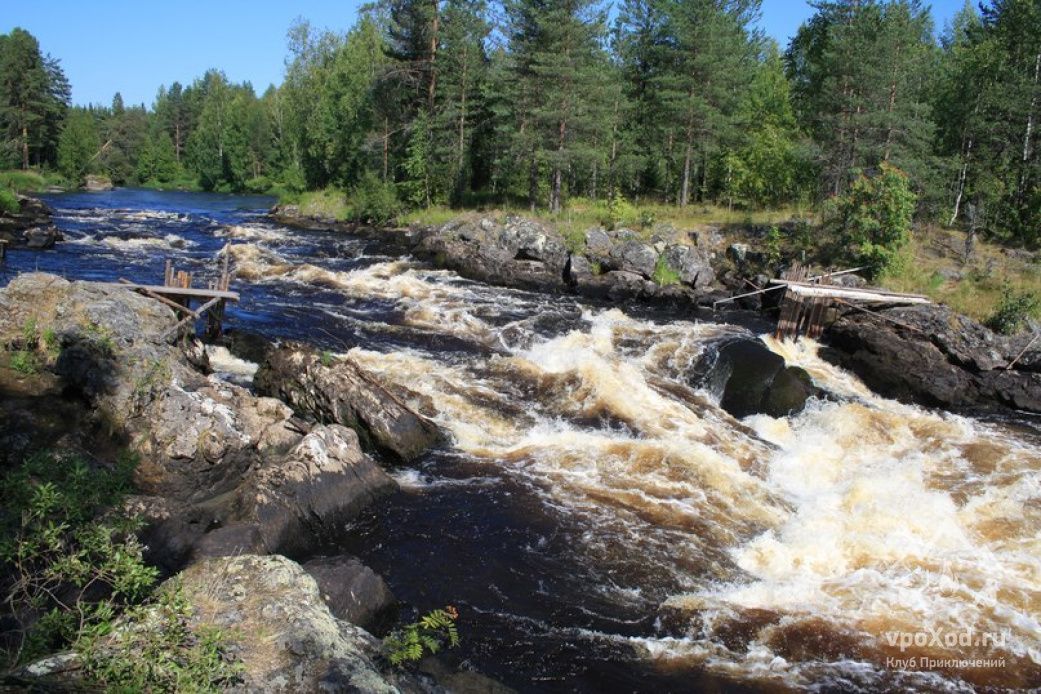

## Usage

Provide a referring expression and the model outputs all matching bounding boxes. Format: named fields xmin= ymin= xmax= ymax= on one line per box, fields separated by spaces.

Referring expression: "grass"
xmin=0 ymin=169 xmax=67 ymax=193
xmin=881 ymin=226 xmax=1041 ymax=323
xmin=282 ymin=188 xmax=352 ymax=220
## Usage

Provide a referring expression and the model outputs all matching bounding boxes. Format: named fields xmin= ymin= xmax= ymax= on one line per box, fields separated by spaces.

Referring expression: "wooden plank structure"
xmin=0 ymin=239 xmax=7 ymax=260
xmin=770 ymin=262 xmax=930 ymax=340
xmin=106 ymin=251 xmax=238 ymax=340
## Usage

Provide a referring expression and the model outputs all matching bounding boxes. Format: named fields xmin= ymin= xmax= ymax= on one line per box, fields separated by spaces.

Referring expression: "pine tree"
xmin=0 ymin=28 xmax=63 ymax=169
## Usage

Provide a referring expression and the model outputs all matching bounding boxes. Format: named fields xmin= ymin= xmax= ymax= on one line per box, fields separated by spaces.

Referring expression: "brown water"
xmin=9 ymin=190 xmax=1041 ymax=692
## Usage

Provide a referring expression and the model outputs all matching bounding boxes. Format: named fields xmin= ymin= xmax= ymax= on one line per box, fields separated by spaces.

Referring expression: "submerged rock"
xmin=255 ymin=342 xmax=441 ymax=462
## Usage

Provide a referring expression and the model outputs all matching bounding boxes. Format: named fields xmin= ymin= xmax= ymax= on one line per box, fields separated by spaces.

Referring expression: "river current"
xmin=2 ymin=189 xmax=1039 ymax=692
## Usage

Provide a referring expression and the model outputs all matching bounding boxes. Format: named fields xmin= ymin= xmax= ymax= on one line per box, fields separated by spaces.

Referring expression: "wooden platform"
xmin=99 ymin=283 xmax=239 ymax=302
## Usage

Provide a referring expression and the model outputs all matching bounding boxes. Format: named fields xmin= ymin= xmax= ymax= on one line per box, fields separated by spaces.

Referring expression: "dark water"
xmin=4 ymin=190 xmax=1039 ymax=693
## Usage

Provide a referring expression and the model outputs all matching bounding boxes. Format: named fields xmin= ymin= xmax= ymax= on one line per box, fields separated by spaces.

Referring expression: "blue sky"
xmin=4 ymin=0 xmax=969 ymax=107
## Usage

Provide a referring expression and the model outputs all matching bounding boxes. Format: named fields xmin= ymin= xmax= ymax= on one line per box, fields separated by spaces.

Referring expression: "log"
xmin=118 ymin=278 xmax=198 ymax=318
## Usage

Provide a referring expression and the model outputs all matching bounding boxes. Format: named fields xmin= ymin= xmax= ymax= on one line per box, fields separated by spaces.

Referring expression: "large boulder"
xmin=823 ymin=304 xmax=1041 ymax=413
xmin=83 ymin=174 xmax=113 ymax=191
xmin=697 ymin=337 xmax=819 ymax=418
xmin=162 ymin=555 xmax=425 ymax=693
xmin=0 ymin=195 xmax=59 ymax=248
xmin=255 ymin=342 xmax=441 ymax=462
xmin=661 ymin=243 xmax=715 ymax=290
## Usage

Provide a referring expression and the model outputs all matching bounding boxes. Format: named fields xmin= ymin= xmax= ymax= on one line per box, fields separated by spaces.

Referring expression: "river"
xmin=2 ymin=189 xmax=1039 ymax=692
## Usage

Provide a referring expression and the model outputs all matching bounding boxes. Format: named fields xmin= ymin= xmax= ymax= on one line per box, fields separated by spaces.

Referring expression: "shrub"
xmin=0 ymin=188 xmax=19 ymax=215
xmin=829 ymin=164 xmax=917 ymax=279
xmin=651 ymin=255 xmax=681 ymax=286
xmin=0 ymin=451 xmax=151 ymax=666
xmin=986 ymin=285 xmax=1040 ymax=335
xmin=349 ymin=173 xmax=401 ymax=225
xmin=603 ymin=191 xmax=636 ymax=230
xmin=383 ymin=607 xmax=460 ymax=666
xmin=9 ymin=350 xmax=37 ymax=374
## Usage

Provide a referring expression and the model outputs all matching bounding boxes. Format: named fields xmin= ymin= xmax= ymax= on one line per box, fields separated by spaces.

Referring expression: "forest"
xmin=1 ymin=0 xmax=1040 ymax=245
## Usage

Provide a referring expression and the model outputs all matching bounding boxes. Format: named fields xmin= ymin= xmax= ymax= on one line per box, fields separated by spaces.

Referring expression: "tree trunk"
xmin=680 ymin=141 xmax=692 ymax=207
xmin=427 ymin=0 xmax=440 ymax=113
xmin=1019 ymin=51 xmax=1041 ymax=197
xmin=21 ymin=123 xmax=29 ymax=171
xmin=528 ymin=144 xmax=538 ymax=213
xmin=949 ymin=136 xmax=973 ymax=227
xmin=382 ymin=118 xmax=390 ymax=182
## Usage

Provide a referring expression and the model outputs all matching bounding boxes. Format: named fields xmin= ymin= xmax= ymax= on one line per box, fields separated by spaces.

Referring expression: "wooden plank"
xmin=163 ymin=296 xmax=223 ymax=341
xmin=118 ymin=278 xmax=199 ymax=317
xmin=98 ymin=283 xmax=239 ymax=302
xmin=771 ymin=280 xmax=931 ymax=304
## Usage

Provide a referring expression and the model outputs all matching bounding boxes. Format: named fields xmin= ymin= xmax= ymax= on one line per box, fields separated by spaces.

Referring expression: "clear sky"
xmin=3 ymin=0 xmax=970 ymax=107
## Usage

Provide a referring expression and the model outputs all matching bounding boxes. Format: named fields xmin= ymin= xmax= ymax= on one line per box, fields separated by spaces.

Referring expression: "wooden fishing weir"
xmin=101 ymin=253 xmax=238 ymax=340
xmin=715 ymin=262 xmax=931 ymax=341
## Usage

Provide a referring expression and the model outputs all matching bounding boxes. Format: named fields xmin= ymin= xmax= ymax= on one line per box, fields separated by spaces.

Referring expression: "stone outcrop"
xmin=0 ymin=194 xmax=61 ymax=248
xmin=823 ymin=304 xmax=1041 ymax=413
xmin=412 ymin=216 xmax=718 ymax=305
xmin=0 ymin=274 xmax=398 ymax=569
xmin=255 ymin=342 xmax=441 ymax=462
xmin=151 ymin=555 xmax=426 ymax=693
xmin=83 ymin=174 xmax=113 ymax=192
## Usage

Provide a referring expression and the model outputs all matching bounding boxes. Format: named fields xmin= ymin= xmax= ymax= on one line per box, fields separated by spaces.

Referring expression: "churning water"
xmin=4 ymin=190 xmax=1039 ymax=692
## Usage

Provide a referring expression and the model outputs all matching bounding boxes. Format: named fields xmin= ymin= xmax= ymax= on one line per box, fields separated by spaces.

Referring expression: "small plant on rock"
xmin=382 ymin=606 xmax=460 ymax=666
xmin=651 ymin=255 xmax=681 ymax=286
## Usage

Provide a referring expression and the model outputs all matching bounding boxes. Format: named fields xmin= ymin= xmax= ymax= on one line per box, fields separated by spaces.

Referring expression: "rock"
xmin=160 ymin=555 xmax=425 ymax=693
xmin=661 ymin=244 xmax=715 ymax=289
xmin=698 ymin=337 xmax=818 ymax=418
xmin=24 ymin=225 xmax=62 ymax=249
xmin=303 ymin=555 xmax=397 ymax=630
xmin=692 ymin=226 xmax=724 ymax=248
xmin=83 ymin=174 xmax=113 ymax=191
xmin=255 ymin=342 xmax=441 ymax=462
xmin=229 ymin=424 xmax=397 ymax=556
xmin=609 ymin=240 xmax=659 ymax=279
xmin=823 ymin=303 xmax=1041 ymax=413
xmin=0 ymin=195 xmax=58 ymax=248
xmin=727 ymin=243 xmax=750 ymax=264
xmin=584 ymin=228 xmax=613 ymax=260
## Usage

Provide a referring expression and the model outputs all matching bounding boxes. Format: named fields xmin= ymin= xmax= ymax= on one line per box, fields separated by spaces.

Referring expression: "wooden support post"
xmin=164 ymin=259 xmax=173 ymax=286
xmin=0 ymin=239 xmax=7 ymax=260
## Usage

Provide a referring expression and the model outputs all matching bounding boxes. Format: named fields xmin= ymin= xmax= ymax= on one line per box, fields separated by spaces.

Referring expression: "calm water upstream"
xmin=3 ymin=189 xmax=1040 ymax=692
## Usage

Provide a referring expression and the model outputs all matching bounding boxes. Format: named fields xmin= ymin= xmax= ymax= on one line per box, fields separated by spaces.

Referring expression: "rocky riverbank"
xmin=271 ymin=206 xmax=1041 ymax=415
xmin=0 ymin=194 xmax=61 ymax=249
xmin=0 ymin=273 xmax=473 ymax=692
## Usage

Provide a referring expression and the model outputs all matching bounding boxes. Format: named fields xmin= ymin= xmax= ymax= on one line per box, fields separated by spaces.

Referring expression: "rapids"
xmin=3 ymin=189 xmax=1039 ymax=692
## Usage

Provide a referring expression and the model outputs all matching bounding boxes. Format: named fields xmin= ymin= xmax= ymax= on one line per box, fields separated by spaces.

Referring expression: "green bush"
xmin=0 ymin=188 xmax=19 ymax=215
xmin=0 ymin=451 xmax=150 ymax=665
xmin=9 ymin=350 xmax=37 ymax=374
xmin=829 ymin=164 xmax=917 ymax=279
xmin=986 ymin=285 xmax=1040 ymax=335
xmin=349 ymin=173 xmax=401 ymax=225
xmin=603 ymin=191 xmax=636 ymax=230
xmin=383 ymin=607 xmax=460 ymax=666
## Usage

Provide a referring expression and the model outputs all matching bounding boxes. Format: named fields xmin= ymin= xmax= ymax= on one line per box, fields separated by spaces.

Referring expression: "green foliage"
xmin=9 ymin=349 xmax=37 ymax=374
xmin=348 ymin=173 xmax=401 ymax=225
xmin=78 ymin=585 xmax=242 ymax=693
xmin=829 ymin=164 xmax=917 ymax=279
xmin=0 ymin=451 xmax=151 ymax=665
xmin=383 ymin=606 xmax=460 ymax=666
xmin=651 ymin=255 xmax=681 ymax=286
xmin=986 ymin=285 xmax=1040 ymax=335
xmin=0 ymin=186 xmax=20 ymax=214
xmin=57 ymin=109 xmax=99 ymax=182
xmin=604 ymin=191 xmax=636 ymax=230
xmin=320 ymin=350 xmax=334 ymax=367
xmin=763 ymin=226 xmax=783 ymax=266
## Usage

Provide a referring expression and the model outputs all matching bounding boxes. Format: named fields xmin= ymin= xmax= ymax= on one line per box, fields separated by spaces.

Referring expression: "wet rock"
xmin=303 ymin=555 xmax=397 ymax=630
xmin=823 ymin=304 xmax=1041 ymax=413
xmin=24 ymin=225 xmax=62 ymax=249
xmin=156 ymin=555 xmax=427 ymax=693
xmin=699 ymin=337 xmax=818 ymax=418
xmin=255 ymin=342 xmax=441 ymax=462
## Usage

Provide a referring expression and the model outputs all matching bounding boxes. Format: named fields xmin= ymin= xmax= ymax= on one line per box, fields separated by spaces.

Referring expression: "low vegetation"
xmin=0 ymin=451 xmax=239 ymax=690
xmin=382 ymin=606 xmax=460 ymax=666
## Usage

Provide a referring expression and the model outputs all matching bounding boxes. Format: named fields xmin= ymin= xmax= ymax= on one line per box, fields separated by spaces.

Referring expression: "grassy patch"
xmin=881 ymin=226 xmax=1041 ymax=322
xmin=0 ymin=169 xmax=66 ymax=193
xmin=652 ymin=255 xmax=681 ymax=286
xmin=286 ymin=188 xmax=351 ymax=220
